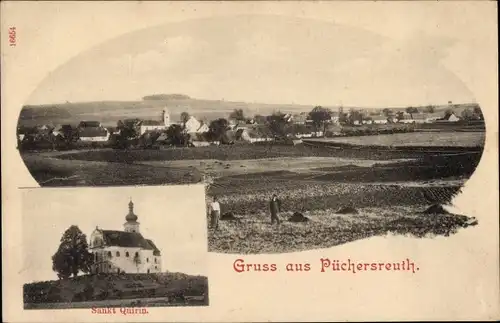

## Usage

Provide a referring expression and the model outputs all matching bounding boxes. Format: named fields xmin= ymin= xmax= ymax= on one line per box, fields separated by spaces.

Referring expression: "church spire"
xmin=126 ymin=199 xmax=138 ymax=222
xmin=124 ymin=198 xmax=139 ymax=234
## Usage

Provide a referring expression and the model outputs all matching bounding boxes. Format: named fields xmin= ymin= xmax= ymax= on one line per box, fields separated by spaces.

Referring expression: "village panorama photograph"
xmin=16 ymin=15 xmax=485 ymax=254
xmin=21 ymin=185 xmax=209 ymax=309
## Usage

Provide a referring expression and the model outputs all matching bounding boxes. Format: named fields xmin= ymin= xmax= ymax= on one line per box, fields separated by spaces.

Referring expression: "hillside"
xmin=18 ymin=95 xmax=480 ymax=127
xmin=23 ymin=272 xmax=208 ymax=307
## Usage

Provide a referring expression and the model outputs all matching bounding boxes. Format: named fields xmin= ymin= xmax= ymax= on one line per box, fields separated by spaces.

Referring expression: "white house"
xmin=184 ymin=116 xmax=208 ymax=133
xmin=89 ymin=200 xmax=162 ymax=274
xmin=372 ymin=116 xmax=389 ymax=124
xmin=79 ymin=127 xmax=110 ymax=142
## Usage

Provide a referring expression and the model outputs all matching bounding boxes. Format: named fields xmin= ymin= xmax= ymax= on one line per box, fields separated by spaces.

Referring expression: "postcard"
xmin=2 ymin=1 xmax=498 ymax=321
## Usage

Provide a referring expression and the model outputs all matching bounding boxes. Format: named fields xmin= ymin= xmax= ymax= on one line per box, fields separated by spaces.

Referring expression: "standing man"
xmin=209 ymin=196 xmax=221 ymax=230
xmin=269 ymin=194 xmax=282 ymax=225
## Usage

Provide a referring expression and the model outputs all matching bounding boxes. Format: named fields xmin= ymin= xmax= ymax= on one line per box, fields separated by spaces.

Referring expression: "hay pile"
xmin=421 ymin=204 xmax=450 ymax=214
xmin=220 ymin=212 xmax=238 ymax=221
xmin=386 ymin=204 xmax=478 ymax=237
xmin=288 ymin=212 xmax=310 ymax=223
xmin=335 ymin=205 xmax=359 ymax=214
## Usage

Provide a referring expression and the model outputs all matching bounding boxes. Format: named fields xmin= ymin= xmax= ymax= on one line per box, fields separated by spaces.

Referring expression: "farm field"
xmin=208 ymin=205 xmax=475 ymax=254
xmin=19 ymin=130 xmax=484 ymax=253
xmin=307 ymin=131 xmax=485 ymax=147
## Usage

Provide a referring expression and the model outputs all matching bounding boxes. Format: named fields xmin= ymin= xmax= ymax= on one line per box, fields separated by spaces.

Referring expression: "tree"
xmin=424 ymin=105 xmax=435 ymax=113
xmin=254 ymin=114 xmax=267 ymax=124
xmin=229 ymin=109 xmax=245 ymax=121
xmin=348 ymin=109 xmax=364 ymax=125
xmin=180 ymin=112 xmax=190 ymax=125
xmin=208 ymin=118 xmax=229 ymax=141
xmin=473 ymin=106 xmax=483 ymax=120
xmin=406 ymin=106 xmax=419 ymax=119
xmin=139 ymin=131 xmax=161 ymax=148
xmin=166 ymin=124 xmax=189 ymax=146
xmin=52 ymin=225 xmax=93 ymax=279
xmin=395 ymin=111 xmax=405 ymax=121
xmin=461 ymin=108 xmax=475 ymax=120
xmin=308 ymin=106 xmax=332 ymax=134
xmin=382 ymin=108 xmax=393 ymax=117
xmin=338 ymin=107 xmax=348 ymax=125
xmin=266 ymin=112 xmax=288 ymax=138
xmin=114 ymin=119 xmax=139 ymax=148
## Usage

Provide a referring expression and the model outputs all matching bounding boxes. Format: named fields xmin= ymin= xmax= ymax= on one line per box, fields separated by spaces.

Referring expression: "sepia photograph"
xmin=21 ymin=185 xmax=209 ymax=309
xmin=2 ymin=1 xmax=498 ymax=322
xmin=15 ymin=15 xmax=485 ymax=254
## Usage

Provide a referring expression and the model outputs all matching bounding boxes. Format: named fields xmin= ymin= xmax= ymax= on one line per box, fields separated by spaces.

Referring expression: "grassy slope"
xmin=23 ymin=272 xmax=208 ymax=305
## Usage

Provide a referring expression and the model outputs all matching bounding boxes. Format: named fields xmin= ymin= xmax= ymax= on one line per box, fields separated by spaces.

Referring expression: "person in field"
xmin=209 ymin=196 xmax=221 ymax=230
xmin=269 ymin=194 xmax=282 ymax=224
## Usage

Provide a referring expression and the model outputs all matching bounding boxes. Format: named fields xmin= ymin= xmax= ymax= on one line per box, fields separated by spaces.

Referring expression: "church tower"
xmin=162 ymin=106 xmax=170 ymax=126
xmin=124 ymin=199 xmax=140 ymax=233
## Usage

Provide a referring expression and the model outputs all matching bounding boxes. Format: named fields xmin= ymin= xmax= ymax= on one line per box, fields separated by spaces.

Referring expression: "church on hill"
xmin=89 ymin=199 xmax=162 ymax=274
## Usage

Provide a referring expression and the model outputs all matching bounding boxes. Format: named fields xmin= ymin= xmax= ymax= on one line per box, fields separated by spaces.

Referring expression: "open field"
xmin=19 ymin=130 xmax=484 ymax=253
xmin=208 ymin=206 xmax=476 ymax=254
xmin=307 ymin=131 xmax=485 ymax=148
xmin=24 ymin=272 xmax=208 ymax=309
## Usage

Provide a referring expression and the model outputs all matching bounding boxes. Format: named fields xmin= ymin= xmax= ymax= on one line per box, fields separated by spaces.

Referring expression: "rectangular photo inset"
xmin=20 ymin=185 xmax=209 ymax=310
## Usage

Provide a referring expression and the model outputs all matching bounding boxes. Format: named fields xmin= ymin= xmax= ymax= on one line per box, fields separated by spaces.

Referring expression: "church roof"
xmin=145 ymin=239 xmax=161 ymax=256
xmin=100 ymin=230 xmax=161 ymax=255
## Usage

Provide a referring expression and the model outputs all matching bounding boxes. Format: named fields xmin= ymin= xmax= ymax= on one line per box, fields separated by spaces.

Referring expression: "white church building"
xmin=138 ymin=107 xmax=171 ymax=135
xmin=89 ymin=200 xmax=162 ymax=274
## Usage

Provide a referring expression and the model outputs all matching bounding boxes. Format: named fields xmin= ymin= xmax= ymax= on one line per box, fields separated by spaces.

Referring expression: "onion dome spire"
xmin=126 ymin=198 xmax=138 ymax=222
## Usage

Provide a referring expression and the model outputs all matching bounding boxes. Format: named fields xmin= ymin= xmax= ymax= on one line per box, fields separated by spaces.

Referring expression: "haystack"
xmin=421 ymin=204 xmax=450 ymax=215
xmin=220 ymin=212 xmax=238 ymax=221
xmin=288 ymin=212 xmax=310 ymax=223
xmin=335 ymin=205 xmax=359 ymax=214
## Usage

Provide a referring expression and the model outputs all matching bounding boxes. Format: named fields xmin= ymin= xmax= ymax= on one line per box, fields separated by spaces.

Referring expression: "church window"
xmin=107 ymin=251 xmax=112 ymax=257
xmin=108 ymin=265 xmax=111 ymax=269
xmin=135 ymin=252 xmax=139 ymax=257
xmin=116 ymin=251 xmax=120 ymax=257
xmin=155 ymin=266 xmax=157 ymax=270
xmin=126 ymin=251 xmax=129 ymax=257
xmin=147 ymin=269 xmax=150 ymax=274
xmin=147 ymin=258 xmax=149 ymax=263
xmin=154 ymin=258 xmax=157 ymax=264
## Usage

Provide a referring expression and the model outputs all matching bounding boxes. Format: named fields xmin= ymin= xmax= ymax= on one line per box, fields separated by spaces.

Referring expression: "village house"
xmin=235 ymin=128 xmax=273 ymax=143
xmin=89 ymin=200 xmax=162 ymax=274
xmin=77 ymin=121 xmax=110 ymax=142
xmin=372 ymin=115 xmax=389 ymax=124
xmin=184 ymin=116 xmax=209 ymax=133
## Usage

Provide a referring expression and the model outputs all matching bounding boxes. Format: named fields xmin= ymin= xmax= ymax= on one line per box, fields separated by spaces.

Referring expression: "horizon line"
xmin=23 ymin=95 xmax=479 ymax=111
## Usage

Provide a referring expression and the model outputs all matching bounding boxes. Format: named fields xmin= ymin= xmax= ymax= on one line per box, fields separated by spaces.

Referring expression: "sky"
xmin=21 ymin=185 xmax=208 ymax=283
xmin=26 ymin=14 xmax=475 ymax=108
